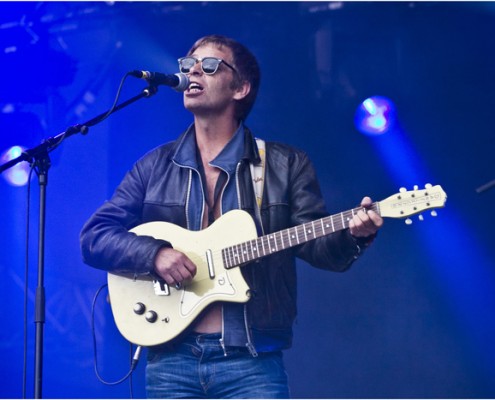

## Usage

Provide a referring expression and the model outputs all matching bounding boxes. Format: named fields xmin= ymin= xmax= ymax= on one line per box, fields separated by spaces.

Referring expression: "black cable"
xmin=46 ymin=72 xmax=133 ymax=155
xmin=91 ymin=283 xmax=142 ymax=389
xmin=18 ymin=71 xmax=141 ymax=397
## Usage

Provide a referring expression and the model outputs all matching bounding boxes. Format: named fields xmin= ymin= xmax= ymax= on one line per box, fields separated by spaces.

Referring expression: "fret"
xmin=278 ymin=230 xmax=285 ymax=249
xmin=250 ymin=239 xmax=257 ymax=260
xmin=306 ymin=224 xmax=312 ymax=239
xmin=229 ymin=247 xmax=235 ymax=268
xmin=225 ymin=248 xmax=231 ymax=269
xmin=311 ymin=221 xmax=316 ymax=239
xmin=315 ymin=219 xmax=325 ymax=237
xmin=294 ymin=227 xmax=301 ymax=244
xmin=233 ymin=245 xmax=241 ymax=264
xmin=245 ymin=241 xmax=251 ymax=261
xmin=340 ymin=212 xmax=345 ymax=229
xmin=241 ymin=242 xmax=247 ymax=263
xmin=237 ymin=243 xmax=244 ymax=263
xmin=236 ymin=243 xmax=242 ymax=263
xmin=230 ymin=246 xmax=236 ymax=267
xmin=288 ymin=227 xmax=293 ymax=247
xmin=222 ymin=249 xmax=227 ymax=269
xmin=269 ymin=234 xmax=277 ymax=253
xmin=330 ymin=215 xmax=335 ymax=231
xmin=284 ymin=229 xmax=291 ymax=248
xmin=267 ymin=235 xmax=273 ymax=253
xmin=319 ymin=218 xmax=326 ymax=235
xmin=230 ymin=245 xmax=236 ymax=264
xmin=260 ymin=235 xmax=266 ymax=256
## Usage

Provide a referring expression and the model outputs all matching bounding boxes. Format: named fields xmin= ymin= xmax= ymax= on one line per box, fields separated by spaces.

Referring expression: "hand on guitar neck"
xmin=348 ymin=196 xmax=384 ymax=238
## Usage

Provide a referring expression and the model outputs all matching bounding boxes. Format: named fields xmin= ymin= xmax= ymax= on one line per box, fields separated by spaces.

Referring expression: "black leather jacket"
xmin=80 ymin=126 xmax=363 ymax=351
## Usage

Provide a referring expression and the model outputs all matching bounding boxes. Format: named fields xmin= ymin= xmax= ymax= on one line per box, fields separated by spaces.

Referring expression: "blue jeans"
xmin=146 ymin=333 xmax=290 ymax=398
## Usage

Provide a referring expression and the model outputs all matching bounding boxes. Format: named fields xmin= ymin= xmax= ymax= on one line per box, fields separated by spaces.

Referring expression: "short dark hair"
xmin=187 ymin=35 xmax=261 ymax=121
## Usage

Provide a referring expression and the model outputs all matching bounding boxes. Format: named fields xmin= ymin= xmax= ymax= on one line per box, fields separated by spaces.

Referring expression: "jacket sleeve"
xmin=79 ymin=157 xmax=171 ymax=274
xmin=289 ymin=151 xmax=366 ymax=272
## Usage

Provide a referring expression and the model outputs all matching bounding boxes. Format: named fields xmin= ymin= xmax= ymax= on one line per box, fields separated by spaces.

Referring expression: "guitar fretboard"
xmin=221 ymin=203 xmax=380 ymax=269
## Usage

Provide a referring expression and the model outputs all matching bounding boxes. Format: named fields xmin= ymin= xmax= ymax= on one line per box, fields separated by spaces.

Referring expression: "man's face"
xmin=182 ymin=44 xmax=239 ymax=118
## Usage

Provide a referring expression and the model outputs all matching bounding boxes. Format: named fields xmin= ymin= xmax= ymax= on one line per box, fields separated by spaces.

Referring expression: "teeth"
xmin=189 ymin=82 xmax=203 ymax=91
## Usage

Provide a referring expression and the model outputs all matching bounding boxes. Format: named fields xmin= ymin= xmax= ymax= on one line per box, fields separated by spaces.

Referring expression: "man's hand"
xmin=348 ymin=196 xmax=384 ymax=238
xmin=154 ymin=247 xmax=197 ymax=287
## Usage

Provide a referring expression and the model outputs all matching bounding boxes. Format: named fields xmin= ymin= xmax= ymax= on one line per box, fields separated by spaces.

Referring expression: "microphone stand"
xmin=0 ymin=84 xmax=158 ymax=399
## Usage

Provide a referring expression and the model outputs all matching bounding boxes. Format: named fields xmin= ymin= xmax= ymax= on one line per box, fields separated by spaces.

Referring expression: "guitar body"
xmin=107 ymin=209 xmax=257 ymax=346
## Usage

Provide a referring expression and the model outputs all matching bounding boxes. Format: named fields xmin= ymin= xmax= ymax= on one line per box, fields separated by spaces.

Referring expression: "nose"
xmin=188 ymin=59 xmax=203 ymax=76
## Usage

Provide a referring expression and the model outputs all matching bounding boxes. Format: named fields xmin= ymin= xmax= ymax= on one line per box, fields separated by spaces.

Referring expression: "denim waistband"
xmin=186 ymin=332 xmax=222 ymax=344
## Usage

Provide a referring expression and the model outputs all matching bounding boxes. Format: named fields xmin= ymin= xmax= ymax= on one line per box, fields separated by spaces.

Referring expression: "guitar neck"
xmin=222 ymin=203 xmax=380 ymax=269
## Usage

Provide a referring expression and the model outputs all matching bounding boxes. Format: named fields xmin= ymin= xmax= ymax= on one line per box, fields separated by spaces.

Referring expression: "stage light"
xmin=354 ymin=96 xmax=396 ymax=136
xmin=1 ymin=146 xmax=30 ymax=187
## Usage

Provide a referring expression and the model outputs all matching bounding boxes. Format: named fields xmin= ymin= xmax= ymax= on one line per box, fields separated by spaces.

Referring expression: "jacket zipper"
xmin=244 ymin=305 xmax=258 ymax=357
xmin=219 ymin=306 xmax=227 ymax=356
xmin=185 ymin=169 xmax=193 ymax=229
xmin=216 ymin=164 xmax=230 ymax=357
xmin=236 ymin=160 xmax=258 ymax=357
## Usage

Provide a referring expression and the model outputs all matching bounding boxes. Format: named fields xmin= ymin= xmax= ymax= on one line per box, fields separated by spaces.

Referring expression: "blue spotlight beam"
xmin=368 ymin=123 xmax=495 ymax=390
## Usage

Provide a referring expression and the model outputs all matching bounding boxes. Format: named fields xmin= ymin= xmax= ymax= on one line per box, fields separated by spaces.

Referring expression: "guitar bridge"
xmin=153 ymin=279 xmax=170 ymax=296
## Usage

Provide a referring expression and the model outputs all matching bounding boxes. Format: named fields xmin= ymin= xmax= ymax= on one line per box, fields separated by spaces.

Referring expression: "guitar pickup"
xmin=153 ymin=279 xmax=170 ymax=296
xmin=206 ymin=249 xmax=215 ymax=279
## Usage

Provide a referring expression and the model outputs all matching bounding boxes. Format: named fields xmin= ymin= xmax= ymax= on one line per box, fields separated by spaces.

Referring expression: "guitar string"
xmin=205 ymin=203 xmax=381 ymax=269
xmin=160 ymin=188 xmax=444 ymax=282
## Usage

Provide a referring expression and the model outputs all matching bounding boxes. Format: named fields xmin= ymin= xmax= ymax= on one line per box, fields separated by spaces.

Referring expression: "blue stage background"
xmin=1 ymin=2 xmax=494 ymax=398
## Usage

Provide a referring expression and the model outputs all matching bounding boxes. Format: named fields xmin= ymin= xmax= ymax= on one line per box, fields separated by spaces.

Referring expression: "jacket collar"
xmin=171 ymin=122 xmax=261 ymax=170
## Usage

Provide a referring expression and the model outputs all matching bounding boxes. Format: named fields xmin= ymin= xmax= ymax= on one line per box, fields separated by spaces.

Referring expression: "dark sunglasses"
xmin=178 ymin=56 xmax=236 ymax=75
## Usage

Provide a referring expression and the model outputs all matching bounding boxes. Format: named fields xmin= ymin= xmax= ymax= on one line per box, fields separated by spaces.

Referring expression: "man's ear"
xmin=233 ymin=81 xmax=251 ymax=101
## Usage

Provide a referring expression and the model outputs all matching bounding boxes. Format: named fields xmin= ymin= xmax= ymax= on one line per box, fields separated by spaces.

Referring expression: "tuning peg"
xmin=405 ymin=218 xmax=413 ymax=225
xmin=431 ymin=210 xmax=438 ymax=217
xmin=418 ymin=214 xmax=424 ymax=221
xmin=413 ymin=185 xmax=419 ymax=190
xmin=425 ymin=183 xmax=432 ymax=189
xmin=399 ymin=187 xmax=407 ymax=193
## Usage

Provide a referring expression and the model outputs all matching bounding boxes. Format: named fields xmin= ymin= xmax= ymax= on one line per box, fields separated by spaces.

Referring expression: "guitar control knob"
xmin=133 ymin=302 xmax=146 ymax=315
xmin=145 ymin=310 xmax=158 ymax=323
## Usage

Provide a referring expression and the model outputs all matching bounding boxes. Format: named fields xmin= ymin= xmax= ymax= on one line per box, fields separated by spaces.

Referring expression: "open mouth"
xmin=188 ymin=82 xmax=203 ymax=93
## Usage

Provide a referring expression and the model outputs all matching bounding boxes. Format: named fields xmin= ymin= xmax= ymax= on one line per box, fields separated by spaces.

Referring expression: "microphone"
xmin=129 ymin=70 xmax=189 ymax=92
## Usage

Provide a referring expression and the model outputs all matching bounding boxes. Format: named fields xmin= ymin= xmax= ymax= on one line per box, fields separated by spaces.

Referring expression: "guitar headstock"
xmin=379 ymin=184 xmax=447 ymax=223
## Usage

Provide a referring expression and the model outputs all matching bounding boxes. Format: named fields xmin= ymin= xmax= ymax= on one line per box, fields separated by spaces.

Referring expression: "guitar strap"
xmin=250 ymin=138 xmax=266 ymax=234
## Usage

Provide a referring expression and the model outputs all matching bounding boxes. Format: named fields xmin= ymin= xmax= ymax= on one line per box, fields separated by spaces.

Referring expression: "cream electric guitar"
xmin=108 ymin=184 xmax=446 ymax=346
